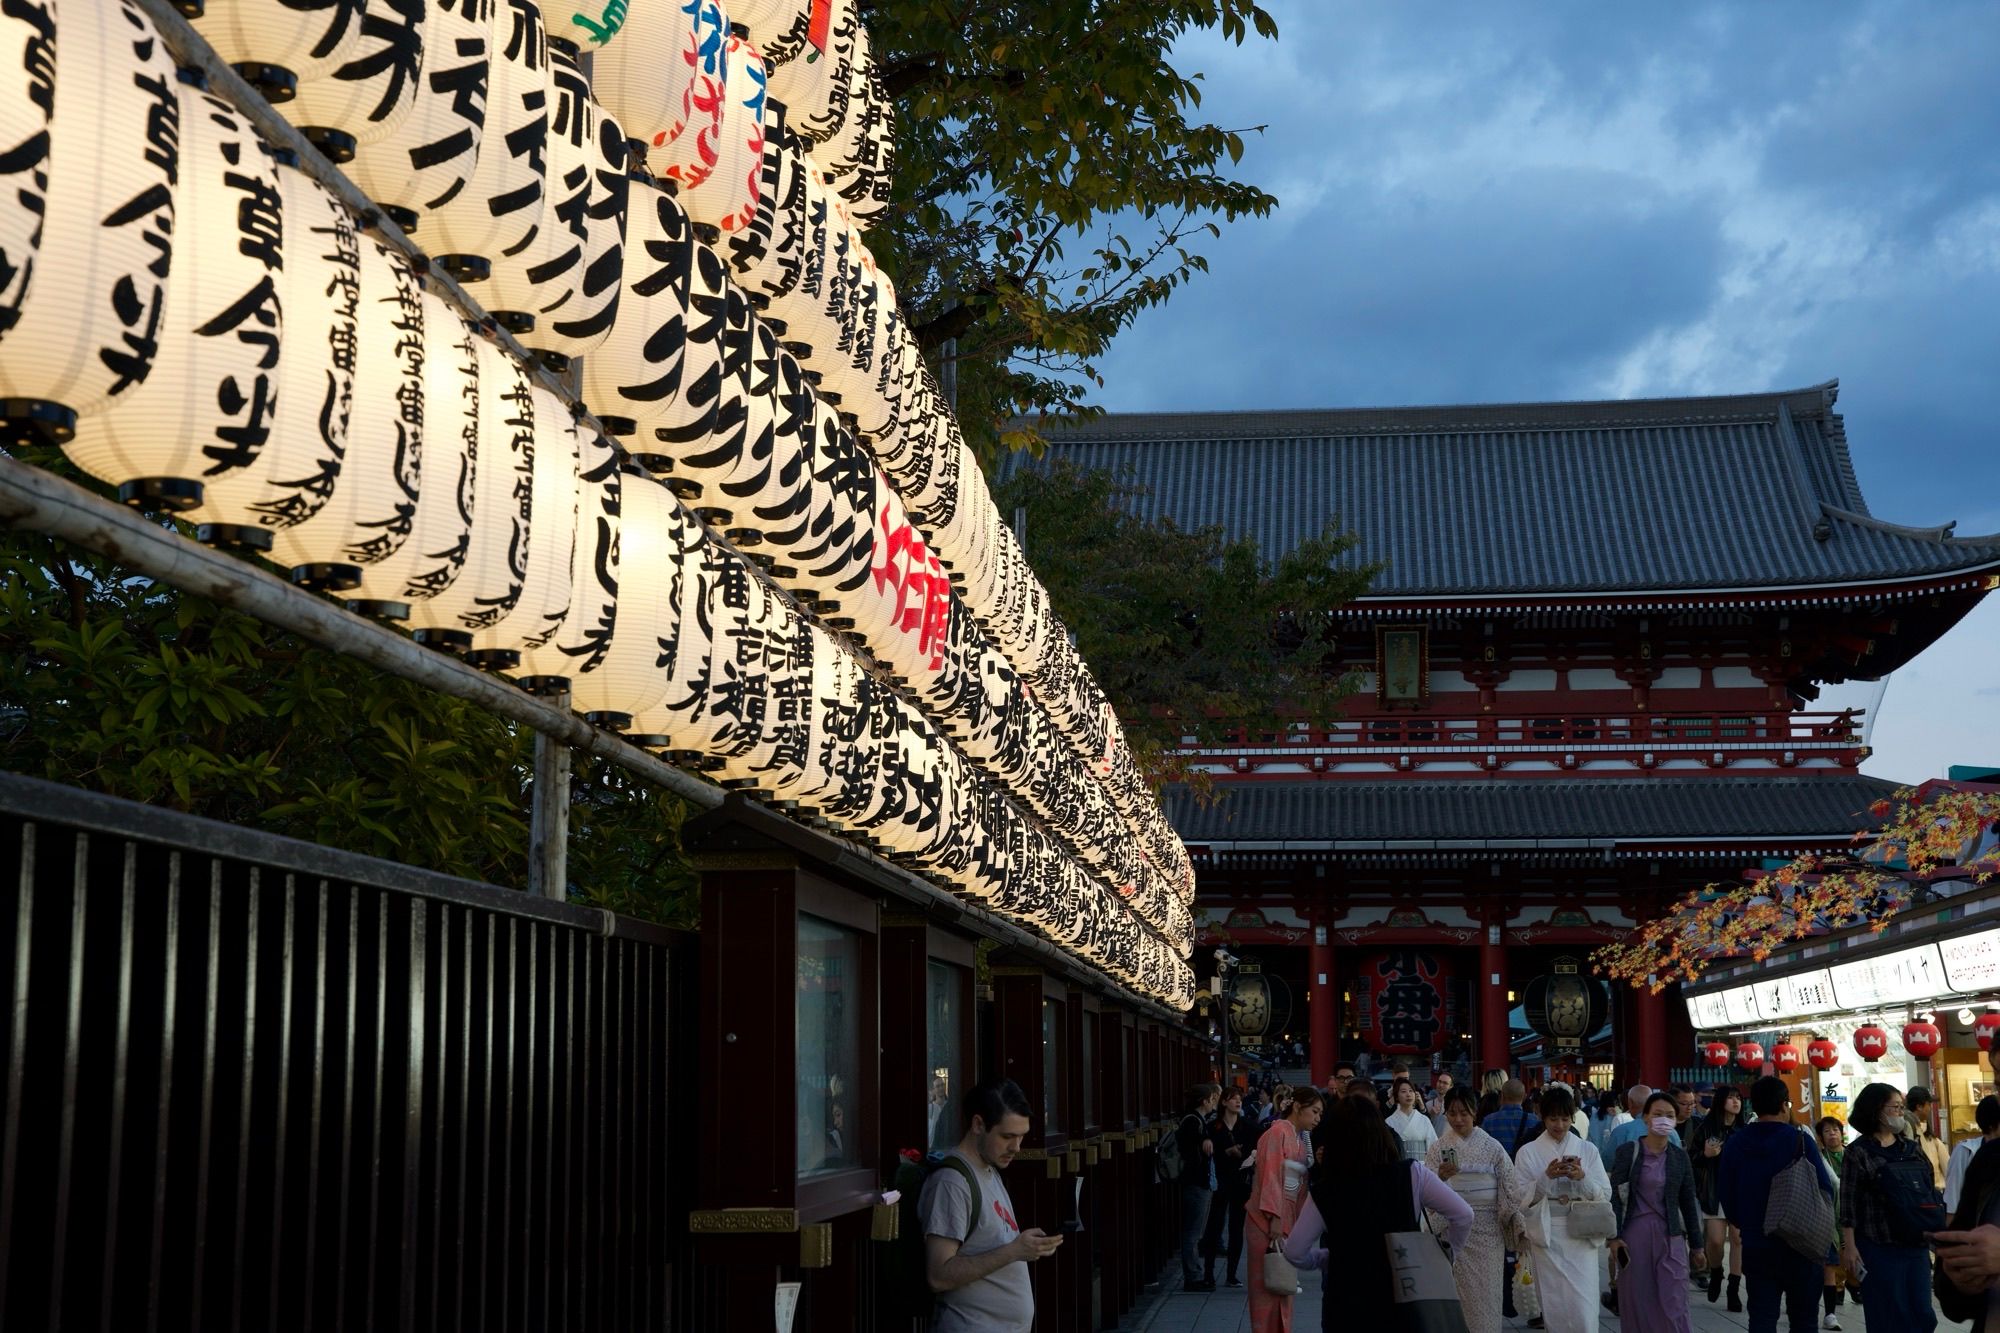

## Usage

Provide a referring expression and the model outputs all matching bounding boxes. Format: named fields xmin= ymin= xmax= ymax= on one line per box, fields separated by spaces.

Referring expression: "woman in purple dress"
xmin=1608 ymin=1091 xmax=1706 ymax=1333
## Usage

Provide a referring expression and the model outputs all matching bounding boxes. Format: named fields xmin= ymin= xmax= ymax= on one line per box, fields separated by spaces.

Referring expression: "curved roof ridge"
xmin=1044 ymin=380 xmax=1843 ymax=442
xmin=1823 ymin=505 xmax=2000 ymax=547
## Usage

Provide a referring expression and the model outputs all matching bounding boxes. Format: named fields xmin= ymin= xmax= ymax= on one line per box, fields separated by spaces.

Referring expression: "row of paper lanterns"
xmin=1699 ymin=1015 xmax=2000 ymax=1073
xmin=0 ymin=0 xmax=1196 ymax=999
xmin=178 ymin=0 xmax=1197 ymax=914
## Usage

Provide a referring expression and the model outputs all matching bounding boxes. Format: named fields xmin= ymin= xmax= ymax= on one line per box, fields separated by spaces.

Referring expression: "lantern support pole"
xmin=530 ymin=690 xmax=573 ymax=900
xmin=0 ymin=458 xmax=1187 ymax=1015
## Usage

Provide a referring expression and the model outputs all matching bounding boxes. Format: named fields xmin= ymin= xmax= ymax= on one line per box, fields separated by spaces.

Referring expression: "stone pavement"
xmin=1132 ymin=1268 xmax=1968 ymax=1332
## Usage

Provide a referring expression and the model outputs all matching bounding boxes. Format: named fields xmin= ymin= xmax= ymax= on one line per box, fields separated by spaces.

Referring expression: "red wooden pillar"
xmin=1309 ymin=921 xmax=1336 ymax=1087
xmin=1634 ymin=981 xmax=1669 ymax=1090
xmin=1479 ymin=920 xmax=1511 ymax=1079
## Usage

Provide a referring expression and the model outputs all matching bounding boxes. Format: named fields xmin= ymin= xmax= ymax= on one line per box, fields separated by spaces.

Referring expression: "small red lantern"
xmin=1976 ymin=1013 xmax=2000 ymax=1052
xmin=1807 ymin=1038 xmax=1840 ymax=1071
xmin=1903 ymin=1020 xmax=1943 ymax=1060
xmin=1854 ymin=1025 xmax=1890 ymax=1061
xmin=1772 ymin=1044 xmax=1802 ymax=1074
xmin=1736 ymin=1042 xmax=1766 ymax=1072
xmin=1702 ymin=1040 xmax=1731 ymax=1067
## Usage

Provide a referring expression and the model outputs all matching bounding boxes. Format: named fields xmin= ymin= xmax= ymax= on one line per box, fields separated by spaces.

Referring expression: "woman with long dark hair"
xmin=1688 ymin=1081 xmax=1746 ymax=1309
xmin=1281 ymin=1097 xmax=1472 ymax=1328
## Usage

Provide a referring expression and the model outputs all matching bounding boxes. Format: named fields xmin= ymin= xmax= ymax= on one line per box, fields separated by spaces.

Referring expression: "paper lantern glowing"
xmin=1734 ymin=1042 xmax=1765 ymax=1072
xmin=422 ymin=0 xmax=547 ymax=283
xmin=0 ymin=0 xmax=54 ymax=337
xmin=283 ymin=0 xmax=427 ymax=161
xmin=578 ymin=178 xmax=695 ymax=440
xmin=515 ymin=66 xmax=629 ymax=361
xmin=1701 ymin=1040 xmax=1730 ymax=1068
xmin=516 ymin=432 xmax=621 ymax=693
xmin=569 ymin=471 xmax=679 ymax=728
xmin=465 ymin=383 xmax=580 ymax=664
xmin=191 ymin=0 xmax=363 ymax=102
xmin=676 ymin=29 xmax=766 ymax=236
xmin=0 ymin=0 xmax=177 ymax=448
xmin=1903 ymin=1020 xmax=1942 ymax=1060
xmin=643 ymin=0 xmax=727 ymax=190
xmin=1853 ymin=1025 xmax=1889 ymax=1062
xmin=1806 ymin=1038 xmax=1839 ymax=1071
xmin=267 ymin=235 xmax=426 ymax=590
xmin=341 ymin=0 xmax=489 ymax=228
xmin=65 ymin=84 xmax=283 ymax=536
xmin=590 ymin=0 xmax=709 ymax=156
xmin=403 ymin=335 xmax=533 ymax=653
xmin=1771 ymin=1044 xmax=1801 ymax=1075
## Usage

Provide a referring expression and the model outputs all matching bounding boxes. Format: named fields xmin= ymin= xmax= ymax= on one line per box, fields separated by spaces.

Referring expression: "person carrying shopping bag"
xmin=1608 ymin=1091 xmax=1706 ymax=1333
xmin=1508 ymin=1084 xmax=1614 ymax=1333
xmin=1247 ymin=1086 xmax=1323 ymax=1333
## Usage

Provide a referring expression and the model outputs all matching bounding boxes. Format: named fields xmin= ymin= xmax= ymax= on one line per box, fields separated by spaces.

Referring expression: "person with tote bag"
xmin=1282 ymin=1097 xmax=1473 ymax=1331
xmin=1608 ymin=1091 xmax=1706 ymax=1333
xmin=1424 ymin=1084 xmax=1521 ymax=1333
xmin=1247 ymin=1086 xmax=1324 ymax=1333
xmin=1508 ymin=1084 xmax=1614 ymax=1333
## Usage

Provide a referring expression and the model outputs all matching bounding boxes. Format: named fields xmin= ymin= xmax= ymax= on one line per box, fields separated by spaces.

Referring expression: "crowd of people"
xmin=1152 ymin=1066 xmax=2000 ymax=1333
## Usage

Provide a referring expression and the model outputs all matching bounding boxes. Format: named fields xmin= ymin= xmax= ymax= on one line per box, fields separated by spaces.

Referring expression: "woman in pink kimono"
xmin=1247 ymin=1086 xmax=1323 ymax=1333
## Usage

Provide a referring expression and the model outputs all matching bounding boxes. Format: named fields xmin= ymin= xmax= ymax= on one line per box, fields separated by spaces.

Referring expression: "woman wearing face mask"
xmin=1838 ymin=1083 xmax=1942 ymax=1332
xmin=1688 ymin=1082 xmax=1747 ymax=1310
xmin=1817 ymin=1118 xmax=1850 ymax=1329
xmin=1508 ymin=1084 xmax=1612 ymax=1333
xmin=1608 ymin=1092 xmax=1705 ymax=1333
xmin=1425 ymin=1084 xmax=1521 ymax=1333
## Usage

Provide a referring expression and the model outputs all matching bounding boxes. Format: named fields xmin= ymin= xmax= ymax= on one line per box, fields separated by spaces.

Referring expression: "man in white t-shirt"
xmin=921 ymin=1077 xmax=1063 ymax=1332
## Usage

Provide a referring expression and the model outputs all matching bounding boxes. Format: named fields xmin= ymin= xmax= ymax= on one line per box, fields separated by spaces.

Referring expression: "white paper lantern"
xmin=728 ymin=117 xmax=806 ymax=300
xmin=516 ymin=429 xmax=621 ymax=692
xmin=515 ymin=70 xmax=628 ymax=362
xmin=342 ymin=0 xmax=490 ymax=230
xmin=643 ymin=0 xmax=728 ymax=191
xmin=65 ymin=84 xmax=282 ymax=527
xmin=192 ymin=0 xmax=363 ymax=103
xmin=403 ymin=334 xmax=532 ymax=652
xmin=765 ymin=0 xmax=852 ymax=143
xmin=646 ymin=226 xmax=729 ymax=495
xmin=577 ymin=178 xmax=694 ymax=441
xmin=267 ymin=234 xmax=425 ymax=589
xmin=677 ymin=29 xmax=766 ymax=236
xmin=284 ymin=0 xmax=427 ymax=162
xmin=569 ymin=470 xmax=678 ymax=727
xmin=0 ymin=0 xmax=53 ymax=339
xmin=549 ymin=0 xmax=629 ymax=53
xmin=833 ymin=68 xmax=894 ymax=227
xmin=624 ymin=495 xmax=714 ymax=749
xmin=464 ymin=382 xmax=580 ymax=665
xmin=186 ymin=164 xmax=361 ymax=537
xmin=422 ymin=0 xmax=545 ymax=284
xmin=331 ymin=291 xmax=481 ymax=616
xmin=0 ymin=0 xmax=176 ymax=447
xmin=592 ymin=0 xmax=705 ymax=154
xmin=483 ymin=40 xmax=615 ymax=350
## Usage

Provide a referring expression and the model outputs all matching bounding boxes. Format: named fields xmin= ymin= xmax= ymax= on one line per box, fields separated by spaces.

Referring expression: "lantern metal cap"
xmin=117 ymin=476 xmax=202 ymax=512
xmin=490 ymin=310 xmax=535 ymax=336
xmin=194 ymin=522 xmax=272 ymax=553
xmin=584 ymin=710 xmax=634 ymax=732
xmin=378 ymin=204 xmax=418 ymax=234
xmin=344 ymin=598 xmax=411 ymax=622
xmin=289 ymin=562 xmax=362 ymax=593
xmin=463 ymin=648 xmax=521 ymax=671
xmin=436 ymin=254 xmax=491 ymax=284
xmin=517 ymin=675 xmax=572 ymax=698
xmin=300 ymin=125 xmax=357 ymax=164
xmin=626 ymin=734 xmax=674 ymax=750
xmin=231 ymin=61 xmax=297 ymax=103
xmin=663 ymin=477 xmax=703 ymax=500
xmin=599 ymin=416 xmax=639 ymax=438
xmin=3 ymin=398 xmax=78 ymax=446
xmin=630 ymin=452 xmax=673 ymax=474
xmin=693 ymin=506 xmax=735 ymax=526
xmin=412 ymin=628 xmax=472 ymax=655
xmin=691 ymin=222 xmax=722 ymax=245
xmin=723 ymin=527 xmax=765 ymax=547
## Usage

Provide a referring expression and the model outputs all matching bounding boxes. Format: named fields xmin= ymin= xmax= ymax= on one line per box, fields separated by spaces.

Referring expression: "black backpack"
xmin=883 ymin=1152 xmax=983 ymax=1323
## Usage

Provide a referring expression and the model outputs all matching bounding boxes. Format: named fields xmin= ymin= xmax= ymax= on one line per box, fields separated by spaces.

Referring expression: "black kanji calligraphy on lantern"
xmin=1358 ymin=949 xmax=1454 ymax=1056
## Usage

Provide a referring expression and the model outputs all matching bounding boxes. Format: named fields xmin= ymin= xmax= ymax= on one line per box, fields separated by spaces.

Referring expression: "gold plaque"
xmin=687 ymin=1207 xmax=800 ymax=1234
xmin=799 ymin=1223 xmax=834 ymax=1268
xmin=870 ymin=1203 xmax=899 ymax=1242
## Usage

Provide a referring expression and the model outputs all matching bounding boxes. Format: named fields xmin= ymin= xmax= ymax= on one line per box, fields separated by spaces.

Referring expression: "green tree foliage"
xmin=865 ymin=0 xmax=1281 ymax=452
xmin=992 ymin=461 xmax=1377 ymax=792
xmin=0 ymin=447 xmax=695 ymax=923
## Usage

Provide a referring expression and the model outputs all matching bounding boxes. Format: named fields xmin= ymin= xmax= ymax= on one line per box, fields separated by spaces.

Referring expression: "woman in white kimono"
xmin=1425 ymin=1084 xmax=1519 ymax=1333
xmin=1508 ymin=1084 xmax=1611 ymax=1333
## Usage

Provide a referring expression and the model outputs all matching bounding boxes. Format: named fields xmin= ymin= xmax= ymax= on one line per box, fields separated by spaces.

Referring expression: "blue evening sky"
xmin=1092 ymin=0 xmax=2000 ymax=782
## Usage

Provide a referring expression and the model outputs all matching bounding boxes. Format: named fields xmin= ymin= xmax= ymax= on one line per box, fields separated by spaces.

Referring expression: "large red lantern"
xmin=1772 ymin=1044 xmax=1802 ymax=1074
xmin=1807 ymin=1039 xmax=1840 ymax=1071
xmin=1854 ymin=1025 xmax=1890 ymax=1061
xmin=1976 ymin=1013 xmax=2000 ymax=1052
xmin=1903 ymin=1021 xmax=1943 ymax=1060
xmin=1355 ymin=949 xmax=1455 ymax=1056
xmin=1736 ymin=1042 xmax=1766 ymax=1072
xmin=1702 ymin=1040 xmax=1731 ymax=1068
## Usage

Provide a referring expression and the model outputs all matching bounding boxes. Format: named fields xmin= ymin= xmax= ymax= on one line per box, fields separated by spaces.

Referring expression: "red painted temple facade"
xmin=1015 ymin=381 xmax=2000 ymax=1089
